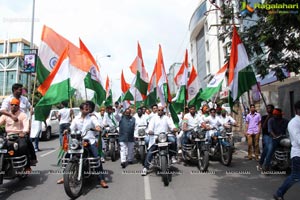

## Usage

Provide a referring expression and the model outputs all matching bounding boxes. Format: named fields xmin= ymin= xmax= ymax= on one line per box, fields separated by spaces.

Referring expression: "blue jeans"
xmin=88 ymin=143 xmax=105 ymax=181
xmin=259 ymin=135 xmax=273 ymax=167
xmin=30 ymin=130 xmax=41 ymax=150
xmin=144 ymin=135 xmax=177 ymax=169
xmin=59 ymin=123 xmax=70 ymax=147
xmin=182 ymin=131 xmax=192 ymax=146
xmin=276 ymin=156 xmax=300 ymax=197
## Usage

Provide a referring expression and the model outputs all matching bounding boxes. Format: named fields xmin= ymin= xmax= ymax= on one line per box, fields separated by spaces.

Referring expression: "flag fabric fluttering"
xmin=155 ymin=45 xmax=172 ymax=107
xmin=37 ymin=25 xmax=91 ymax=85
xmin=80 ymin=39 xmax=106 ymax=106
xmin=200 ymin=63 xmax=228 ymax=101
xmin=145 ymin=63 xmax=157 ymax=107
xmin=35 ymin=48 xmax=82 ymax=121
xmin=187 ymin=65 xmax=203 ymax=110
xmin=129 ymin=42 xmax=149 ymax=100
xmin=173 ymin=49 xmax=189 ymax=113
xmin=104 ymin=76 xmax=113 ymax=107
xmin=120 ymin=70 xmax=132 ymax=109
xmin=228 ymin=26 xmax=257 ymax=108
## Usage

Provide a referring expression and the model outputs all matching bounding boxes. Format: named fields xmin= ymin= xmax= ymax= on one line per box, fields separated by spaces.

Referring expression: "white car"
xmin=41 ymin=109 xmax=59 ymax=141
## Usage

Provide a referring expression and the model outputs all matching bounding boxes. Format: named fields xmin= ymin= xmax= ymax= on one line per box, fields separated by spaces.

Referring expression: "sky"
xmin=0 ymin=0 xmax=199 ymax=99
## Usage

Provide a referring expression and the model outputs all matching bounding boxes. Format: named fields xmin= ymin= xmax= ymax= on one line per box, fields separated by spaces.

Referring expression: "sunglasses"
xmin=10 ymin=104 xmax=19 ymax=106
xmin=158 ymin=109 xmax=164 ymax=111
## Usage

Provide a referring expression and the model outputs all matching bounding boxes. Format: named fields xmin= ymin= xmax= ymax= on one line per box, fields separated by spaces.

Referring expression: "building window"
xmin=0 ymin=44 xmax=4 ymax=54
xmin=10 ymin=42 xmax=18 ymax=53
xmin=207 ymin=61 xmax=211 ymax=74
xmin=206 ymin=40 xmax=209 ymax=52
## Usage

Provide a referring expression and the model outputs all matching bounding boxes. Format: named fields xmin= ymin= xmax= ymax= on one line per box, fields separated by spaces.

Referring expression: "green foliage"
xmin=218 ymin=0 xmax=300 ymax=80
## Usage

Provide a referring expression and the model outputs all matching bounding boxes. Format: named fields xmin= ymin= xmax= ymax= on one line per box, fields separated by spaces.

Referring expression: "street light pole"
xmin=29 ymin=0 xmax=36 ymax=104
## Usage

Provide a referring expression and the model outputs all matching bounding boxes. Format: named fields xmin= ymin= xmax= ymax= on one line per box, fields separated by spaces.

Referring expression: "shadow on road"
xmin=0 ymin=170 xmax=49 ymax=199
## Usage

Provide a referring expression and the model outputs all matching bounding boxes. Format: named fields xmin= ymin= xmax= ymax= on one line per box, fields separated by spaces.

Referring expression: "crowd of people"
xmin=1 ymin=83 xmax=299 ymax=200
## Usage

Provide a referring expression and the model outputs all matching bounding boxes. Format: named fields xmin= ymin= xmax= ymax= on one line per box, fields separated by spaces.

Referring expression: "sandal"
xmin=57 ymin=178 xmax=64 ymax=184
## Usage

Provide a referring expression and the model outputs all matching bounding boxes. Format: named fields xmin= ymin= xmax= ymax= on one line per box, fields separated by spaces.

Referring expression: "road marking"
xmin=40 ymin=148 xmax=58 ymax=157
xmin=144 ymin=175 xmax=152 ymax=200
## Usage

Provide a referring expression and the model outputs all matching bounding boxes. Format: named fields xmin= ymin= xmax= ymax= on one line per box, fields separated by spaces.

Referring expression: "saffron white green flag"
xmin=187 ymin=65 xmax=202 ymax=110
xmin=145 ymin=64 xmax=157 ymax=107
xmin=228 ymin=26 xmax=257 ymax=108
xmin=200 ymin=63 xmax=228 ymax=101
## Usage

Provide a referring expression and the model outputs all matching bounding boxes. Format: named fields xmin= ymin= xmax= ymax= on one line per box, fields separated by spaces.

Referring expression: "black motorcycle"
xmin=271 ymin=135 xmax=291 ymax=171
xmin=0 ymin=133 xmax=28 ymax=184
xmin=135 ymin=125 xmax=147 ymax=163
xmin=147 ymin=132 xmax=177 ymax=186
xmin=62 ymin=130 xmax=101 ymax=199
xmin=182 ymin=127 xmax=209 ymax=172
xmin=208 ymin=127 xmax=233 ymax=166
xmin=102 ymin=126 xmax=119 ymax=161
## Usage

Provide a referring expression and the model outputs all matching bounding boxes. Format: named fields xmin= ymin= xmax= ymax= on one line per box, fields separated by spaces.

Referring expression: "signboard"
xmin=23 ymin=53 xmax=36 ymax=73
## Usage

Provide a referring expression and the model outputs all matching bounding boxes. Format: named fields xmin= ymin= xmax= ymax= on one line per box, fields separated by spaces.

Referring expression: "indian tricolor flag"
xmin=37 ymin=25 xmax=87 ymax=84
xmin=145 ymin=62 xmax=157 ymax=107
xmin=187 ymin=65 xmax=202 ymax=110
xmin=104 ymin=76 xmax=113 ymax=107
xmin=228 ymin=26 xmax=256 ymax=107
xmin=35 ymin=48 xmax=86 ymax=121
xmin=156 ymin=45 xmax=171 ymax=107
xmin=173 ymin=49 xmax=189 ymax=113
xmin=200 ymin=63 xmax=228 ymax=100
xmin=80 ymin=39 xmax=106 ymax=106
xmin=120 ymin=70 xmax=131 ymax=108
xmin=129 ymin=42 xmax=149 ymax=99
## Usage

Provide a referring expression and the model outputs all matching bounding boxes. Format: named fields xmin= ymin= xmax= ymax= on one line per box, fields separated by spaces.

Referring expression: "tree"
xmin=218 ymin=0 xmax=300 ymax=80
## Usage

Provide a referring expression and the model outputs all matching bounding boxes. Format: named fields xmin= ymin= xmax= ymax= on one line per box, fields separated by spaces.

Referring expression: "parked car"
xmin=41 ymin=109 xmax=59 ymax=141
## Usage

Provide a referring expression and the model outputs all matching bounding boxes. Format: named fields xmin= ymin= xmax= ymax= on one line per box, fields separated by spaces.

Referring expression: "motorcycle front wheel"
xmin=161 ymin=155 xmax=169 ymax=186
xmin=64 ymin=162 xmax=83 ymax=199
xmin=0 ymin=154 xmax=4 ymax=184
xmin=197 ymin=148 xmax=209 ymax=172
xmin=220 ymin=145 xmax=233 ymax=166
xmin=139 ymin=146 xmax=145 ymax=164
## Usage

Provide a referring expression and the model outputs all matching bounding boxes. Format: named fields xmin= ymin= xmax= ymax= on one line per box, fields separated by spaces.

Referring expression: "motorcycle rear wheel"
xmin=220 ymin=145 xmax=233 ymax=166
xmin=110 ymin=142 xmax=116 ymax=161
xmin=161 ymin=155 xmax=169 ymax=186
xmin=64 ymin=162 xmax=83 ymax=199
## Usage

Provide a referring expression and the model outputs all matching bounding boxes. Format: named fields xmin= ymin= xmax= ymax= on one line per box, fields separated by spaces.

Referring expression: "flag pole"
xmin=256 ymin=82 xmax=267 ymax=109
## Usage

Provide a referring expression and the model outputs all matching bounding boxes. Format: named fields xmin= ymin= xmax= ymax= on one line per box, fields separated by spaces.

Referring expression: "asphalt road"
xmin=0 ymin=137 xmax=298 ymax=200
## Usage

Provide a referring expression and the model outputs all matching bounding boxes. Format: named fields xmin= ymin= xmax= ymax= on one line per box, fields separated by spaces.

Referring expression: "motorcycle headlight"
xmin=138 ymin=129 xmax=146 ymax=136
xmin=198 ymin=131 xmax=206 ymax=139
xmin=158 ymin=133 xmax=167 ymax=143
xmin=70 ymin=139 xmax=80 ymax=150
xmin=280 ymin=138 xmax=291 ymax=148
xmin=14 ymin=142 xmax=19 ymax=150
xmin=0 ymin=138 xmax=4 ymax=149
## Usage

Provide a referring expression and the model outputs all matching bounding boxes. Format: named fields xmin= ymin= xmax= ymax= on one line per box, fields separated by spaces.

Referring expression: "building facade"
xmin=0 ymin=38 xmax=34 ymax=102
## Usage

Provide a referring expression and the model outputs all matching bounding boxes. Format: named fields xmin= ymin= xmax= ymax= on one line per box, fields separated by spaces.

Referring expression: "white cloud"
xmin=0 ymin=0 xmax=199 ymax=100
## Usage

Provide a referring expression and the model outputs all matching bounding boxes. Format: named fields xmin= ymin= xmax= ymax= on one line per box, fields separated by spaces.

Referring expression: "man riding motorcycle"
xmin=0 ymin=98 xmax=34 ymax=172
xmin=141 ymin=106 xmax=178 ymax=176
xmin=182 ymin=105 xmax=203 ymax=146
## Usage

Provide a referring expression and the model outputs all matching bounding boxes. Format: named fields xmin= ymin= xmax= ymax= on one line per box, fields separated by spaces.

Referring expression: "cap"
xmin=272 ymin=108 xmax=283 ymax=116
xmin=10 ymin=98 xmax=20 ymax=105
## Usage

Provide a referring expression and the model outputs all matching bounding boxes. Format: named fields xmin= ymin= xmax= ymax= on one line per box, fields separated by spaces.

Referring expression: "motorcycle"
xmin=208 ymin=127 xmax=233 ymax=166
xmin=135 ymin=125 xmax=147 ymax=163
xmin=147 ymin=132 xmax=177 ymax=186
xmin=182 ymin=127 xmax=209 ymax=172
xmin=102 ymin=126 xmax=119 ymax=161
xmin=271 ymin=135 xmax=291 ymax=171
xmin=0 ymin=133 xmax=29 ymax=184
xmin=62 ymin=130 xmax=101 ymax=199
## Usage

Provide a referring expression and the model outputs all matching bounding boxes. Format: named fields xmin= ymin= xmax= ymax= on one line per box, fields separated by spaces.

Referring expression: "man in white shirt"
xmin=142 ymin=106 xmax=178 ymax=175
xmin=133 ymin=107 xmax=148 ymax=138
xmin=274 ymin=101 xmax=300 ymax=200
xmin=201 ymin=108 xmax=223 ymax=143
xmin=58 ymin=101 xmax=73 ymax=147
xmin=182 ymin=105 xmax=203 ymax=146
xmin=0 ymin=83 xmax=32 ymax=119
xmin=70 ymin=102 xmax=108 ymax=188
xmin=103 ymin=105 xmax=119 ymax=128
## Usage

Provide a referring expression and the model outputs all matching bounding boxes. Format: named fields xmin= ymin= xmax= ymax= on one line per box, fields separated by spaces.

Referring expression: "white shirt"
xmin=133 ymin=113 xmax=148 ymax=137
xmin=58 ymin=107 xmax=72 ymax=124
xmin=148 ymin=114 xmax=176 ymax=135
xmin=30 ymin=114 xmax=42 ymax=138
xmin=1 ymin=95 xmax=31 ymax=115
xmin=182 ymin=113 xmax=203 ymax=131
xmin=103 ymin=112 xmax=119 ymax=127
xmin=288 ymin=115 xmax=300 ymax=158
xmin=70 ymin=114 xmax=100 ymax=145
xmin=219 ymin=115 xmax=236 ymax=125
xmin=204 ymin=115 xmax=223 ymax=129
